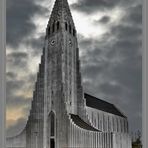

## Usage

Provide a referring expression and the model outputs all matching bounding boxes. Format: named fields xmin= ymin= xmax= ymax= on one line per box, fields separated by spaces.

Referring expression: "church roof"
xmin=84 ymin=93 xmax=126 ymax=118
xmin=70 ymin=114 xmax=100 ymax=132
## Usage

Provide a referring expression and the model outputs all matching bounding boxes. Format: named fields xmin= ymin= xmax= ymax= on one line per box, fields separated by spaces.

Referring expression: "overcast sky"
xmin=6 ymin=0 xmax=142 ymax=137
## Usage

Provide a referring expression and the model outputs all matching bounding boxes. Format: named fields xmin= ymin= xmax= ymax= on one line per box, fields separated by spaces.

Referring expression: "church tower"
xmin=44 ymin=0 xmax=85 ymax=117
xmin=43 ymin=0 xmax=86 ymax=147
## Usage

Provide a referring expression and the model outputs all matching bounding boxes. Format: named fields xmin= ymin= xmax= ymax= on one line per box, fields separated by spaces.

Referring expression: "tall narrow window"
xmin=52 ymin=23 xmax=55 ymax=33
xmin=65 ymin=22 xmax=68 ymax=31
xmin=50 ymin=112 xmax=55 ymax=136
xmin=120 ymin=119 xmax=122 ymax=132
xmin=124 ymin=120 xmax=127 ymax=133
xmin=73 ymin=29 xmax=75 ymax=36
xmin=113 ymin=117 xmax=115 ymax=131
xmin=108 ymin=116 xmax=110 ymax=131
xmin=69 ymin=25 xmax=71 ymax=34
xmin=116 ymin=118 xmax=119 ymax=132
xmin=48 ymin=27 xmax=50 ymax=35
xmin=98 ymin=113 xmax=100 ymax=129
xmin=57 ymin=21 xmax=60 ymax=31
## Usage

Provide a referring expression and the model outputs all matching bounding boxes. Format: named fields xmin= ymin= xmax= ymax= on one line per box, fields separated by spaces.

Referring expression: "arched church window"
xmin=52 ymin=22 xmax=55 ymax=33
xmin=57 ymin=21 xmax=60 ymax=31
xmin=65 ymin=22 xmax=68 ymax=31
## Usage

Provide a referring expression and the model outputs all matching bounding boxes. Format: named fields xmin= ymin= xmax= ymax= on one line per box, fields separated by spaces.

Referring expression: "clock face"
xmin=50 ymin=40 xmax=55 ymax=46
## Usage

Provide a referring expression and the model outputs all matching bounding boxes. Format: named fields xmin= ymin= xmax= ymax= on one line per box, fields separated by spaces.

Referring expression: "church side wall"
xmin=67 ymin=115 xmax=131 ymax=148
xmin=68 ymin=117 xmax=113 ymax=148
xmin=112 ymin=133 xmax=132 ymax=148
xmin=86 ymin=106 xmax=128 ymax=133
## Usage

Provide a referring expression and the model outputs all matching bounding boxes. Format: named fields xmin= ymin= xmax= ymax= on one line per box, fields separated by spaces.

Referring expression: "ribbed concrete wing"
xmin=70 ymin=114 xmax=101 ymax=131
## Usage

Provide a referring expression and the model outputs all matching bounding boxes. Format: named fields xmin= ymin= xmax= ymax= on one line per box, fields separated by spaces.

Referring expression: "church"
xmin=7 ymin=0 xmax=132 ymax=148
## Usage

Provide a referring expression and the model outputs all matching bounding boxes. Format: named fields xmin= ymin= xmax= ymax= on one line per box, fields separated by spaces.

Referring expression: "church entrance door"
xmin=50 ymin=138 xmax=55 ymax=148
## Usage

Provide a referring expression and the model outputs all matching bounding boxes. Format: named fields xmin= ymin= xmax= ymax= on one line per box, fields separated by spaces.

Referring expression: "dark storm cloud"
xmin=71 ymin=0 xmax=137 ymax=14
xmin=7 ymin=95 xmax=31 ymax=108
xmin=7 ymin=52 xmax=28 ymax=68
xmin=26 ymin=35 xmax=45 ymax=56
xmin=6 ymin=79 xmax=30 ymax=105
xmin=99 ymin=82 xmax=123 ymax=96
xmin=71 ymin=0 xmax=120 ymax=13
xmin=98 ymin=16 xmax=110 ymax=24
xmin=7 ymin=0 xmax=48 ymax=48
xmin=6 ymin=80 xmax=25 ymax=96
xmin=111 ymin=25 xmax=142 ymax=40
xmin=122 ymin=4 xmax=142 ymax=25
xmin=109 ymin=57 xmax=142 ymax=90
xmin=7 ymin=52 xmax=28 ymax=59
xmin=80 ymin=3 xmax=142 ymax=132
xmin=78 ymin=35 xmax=94 ymax=49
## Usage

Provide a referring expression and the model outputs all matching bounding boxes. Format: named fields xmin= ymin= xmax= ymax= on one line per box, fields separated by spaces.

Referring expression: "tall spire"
xmin=48 ymin=0 xmax=75 ymax=28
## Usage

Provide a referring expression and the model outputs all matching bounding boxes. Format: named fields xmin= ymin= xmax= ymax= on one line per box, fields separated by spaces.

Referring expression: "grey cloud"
xmin=111 ymin=25 xmax=142 ymax=41
xmin=7 ymin=80 xmax=25 ymax=95
xmin=7 ymin=52 xmax=28 ymax=68
xmin=122 ymin=4 xmax=142 ymax=25
xmin=7 ymin=72 xmax=17 ymax=80
xmin=26 ymin=35 xmax=45 ymax=56
xmin=98 ymin=16 xmax=111 ymax=24
xmin=71 ymin=0 xmax=138 ymax=14
xmin=71 ymin=0 xmax=120 ymax=14
xmin=7 ymin=52 xmax=28 ymax=59
xmin=78 ymin=36 xmax=94 ymax=49
xmin=7 ymin=118 xmax=27 ymax=137
xmin=6 ymin=79 xmax=26 ymax=105
xmin=7 ymin=0 xmax=48 ymax=48
xmin=6 ymin=94 xmax=31 ymax=108
xmin=99 ymin=82 xmax=123 ymax=96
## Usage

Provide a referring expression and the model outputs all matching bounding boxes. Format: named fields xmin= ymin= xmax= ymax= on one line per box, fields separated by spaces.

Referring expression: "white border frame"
xmin=143 ymin=0 xmax=147 ymax=147
xmin=0 ymin=0 xmax=6 ymax=147
xmin=0 ymin=0 xmax=147 ymax=147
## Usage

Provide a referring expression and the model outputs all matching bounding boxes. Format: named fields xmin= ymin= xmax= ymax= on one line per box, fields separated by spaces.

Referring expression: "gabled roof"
xmin=84 ymin=93 xmax=126 ymax=118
